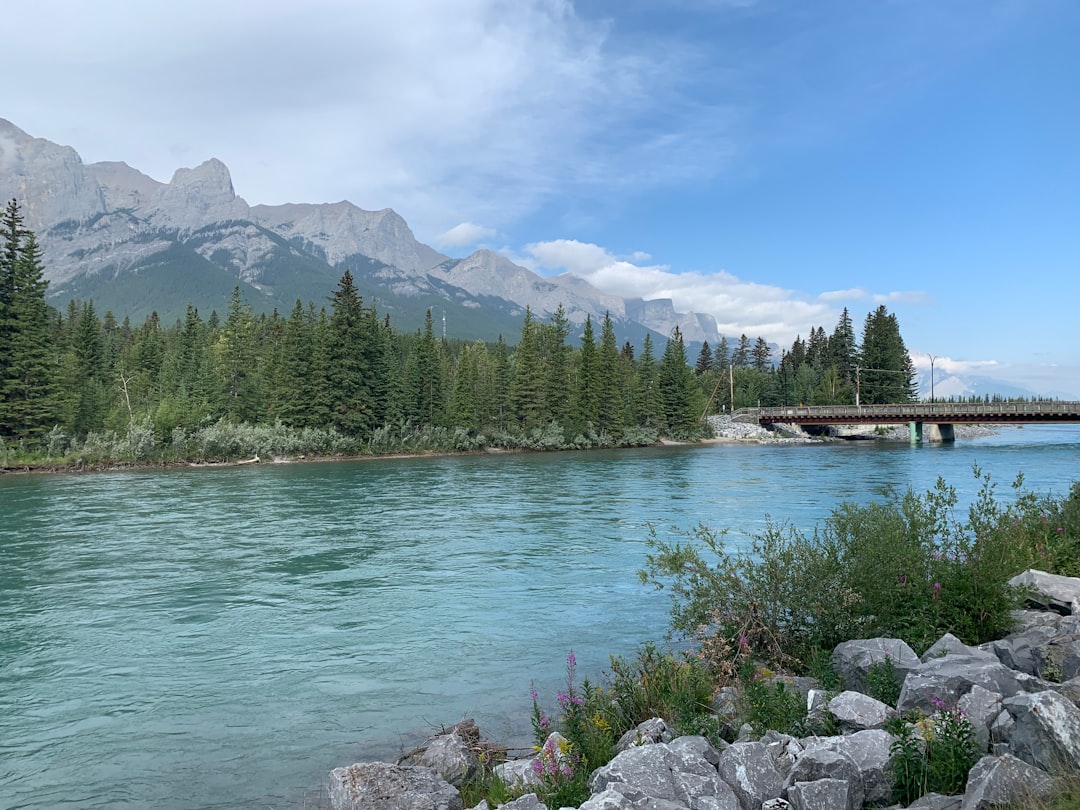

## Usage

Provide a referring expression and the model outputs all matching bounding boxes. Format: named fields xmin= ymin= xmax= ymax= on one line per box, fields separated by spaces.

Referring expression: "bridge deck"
xmin=742 ymin=402 xmax=1080 ymax=426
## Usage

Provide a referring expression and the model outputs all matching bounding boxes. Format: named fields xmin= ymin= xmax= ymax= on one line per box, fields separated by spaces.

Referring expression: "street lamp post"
xmin=929 ymin=354 xmax=936 ymax=403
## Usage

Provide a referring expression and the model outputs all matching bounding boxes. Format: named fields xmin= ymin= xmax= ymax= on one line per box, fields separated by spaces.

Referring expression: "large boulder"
xmin=959 ymin=754 xmax=1060 ymax=810
xmin=827 ymin=691 xmax=897 ymax=733
xmin=783 ymin=746 xmax=863 ymax=810
xmin=327 ymin=762 xmax=462 ymax=810
xmin=898 ymin=655 xmax=1032 ymax=714
xmin=717 ymin=742 xmax=785 ymax=810
xmin=991 ymin=625 xmax=1059 ymax=675
xmin=589 ymin=741 xmax=738 ymax=810
xmin=831 ymin=638 xmax=919 ymax=695
xmin=400 ymin=728 xmax=480 ymax=787
xmin=798 ymin=730 xmax=894 ymax=807
xmin=786 ymin=778 xmax=852 ymax=810
xmin=1008 ymin=569 xmax=1080 ymax=615
xmin=614 ymin=717 xmax=676 ymax=753
xmin=1004 ymin=689 xmax=1080 ymax=772
xmin=922 ymin=633 xmax=996 ymax=664
xmin=957 ymin=685 xmax=1004 ymax=752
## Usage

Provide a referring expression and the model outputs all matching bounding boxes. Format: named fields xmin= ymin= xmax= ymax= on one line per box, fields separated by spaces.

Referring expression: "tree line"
xmin=0 ymin=198 xmax=920 ymax=460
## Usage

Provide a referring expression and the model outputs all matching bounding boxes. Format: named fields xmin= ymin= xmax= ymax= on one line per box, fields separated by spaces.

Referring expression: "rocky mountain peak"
xmin=149 ymin=158 xmax=250 ymax=230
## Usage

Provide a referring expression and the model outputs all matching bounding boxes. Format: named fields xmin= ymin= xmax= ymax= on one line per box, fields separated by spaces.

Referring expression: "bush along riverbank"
xmin=324 ymin=471 xmax=1080 ymax=810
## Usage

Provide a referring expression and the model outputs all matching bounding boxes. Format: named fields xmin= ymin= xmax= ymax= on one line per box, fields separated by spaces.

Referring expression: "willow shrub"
xmin=641 ymin=467 xmax=1079 ymax=675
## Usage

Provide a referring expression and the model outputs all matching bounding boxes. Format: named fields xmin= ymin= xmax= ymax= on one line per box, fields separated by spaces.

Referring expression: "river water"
xmin=1 ymin=426 xmax=1078 ymax=810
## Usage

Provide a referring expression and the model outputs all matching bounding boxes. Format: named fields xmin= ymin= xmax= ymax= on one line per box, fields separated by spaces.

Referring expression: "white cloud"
xmin=522 ymin=238 xmax=841 ymax=346
xmin=0 ymin=0 xmax=740 ymax=239
xmin=435 ymin=222 xmax=497 ymax=248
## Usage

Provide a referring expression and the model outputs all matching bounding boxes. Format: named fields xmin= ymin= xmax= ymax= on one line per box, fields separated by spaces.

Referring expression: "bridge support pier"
xmin=910 ymin=422 xmax=956 ymax=443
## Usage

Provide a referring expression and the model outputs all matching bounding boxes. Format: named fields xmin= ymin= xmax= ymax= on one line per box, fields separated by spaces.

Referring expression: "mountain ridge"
xmin=0 ymin=117 xmax=717 ymax=347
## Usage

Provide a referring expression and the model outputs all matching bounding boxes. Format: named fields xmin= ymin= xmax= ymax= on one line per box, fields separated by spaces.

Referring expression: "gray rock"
xmin=327 ymin=762 xmax=462 ymax=810
xmin=990 ymin=625 xmax=1058 ymax=675
xmin=401 ymin=730 xmax=479 ymax=787
xmin=1051 ymin=675 xmax=1080 ymax=707
xmin=989 ymin=710 xmax=1014 ymax=744
xmin=717 ymin=742 xmax=786 ymax=810
xmin=1009 ymin=609 xmax=1064 ymax=633
xmin=668 ymin=734 xmax=724 ymax=769
xmin=957 ymin=685 xmax=1003 ymax=752
xmin=760 ymin=731 xmax=803 ymax=780
xmin=615 ymin=717 xmax=676 ymax=753
xmin=897 ymin=656 xmax=1027 ymax=714
xmin=1004 ymin=689 xmax=1080 ymax=772
xmin=959 ymin=754 xmax=1059 ymax=810
xmin=923 ymin=633 xmax=995 ymax=663
xmin=907 ymin=794 xmax=962 ymax=809
xmin=827 ymin=691 xmax=897 ymax=732
xmin=501 ymin=796 xmax=548 ymax=810
xmin=760 ymin=801 xmax=792 ymax=810
xmin=784 ymin=747 xmax=863 ymax=810
xmin=799 ymin=730 xmax=894 ymax=807
xmin=589 ymin=742 xmax=735 ymax=809
xmin=1008 ymin=569 xmax=1080 ymax=615
xmin=494 ymin=758 xmax=541 ymax=791
xmin=831 ymin=638 xmax=919 ymax=695
xmin=787 ymin=778 xmax=852 ymax=810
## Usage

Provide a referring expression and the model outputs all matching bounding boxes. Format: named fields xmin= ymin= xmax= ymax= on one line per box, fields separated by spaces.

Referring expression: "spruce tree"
xmin=695 ymin=341 xmax=713 ymax=376
xmin=510 ymin=308 xmax=545 ymax=428
xmin=597 ymin=311 xmax=624 ymax=436
xmin=327 ymin=270 xmax=371 ymax=436
xmin=658 ymin=326 xmax=701 ymax=436
xmin=573 ymin=314 xmax=599 ymax=428
xmin=0 ymin=210 xmax=60 ymax=439
xmin=752 ymin=336 xmax=772 ymax=372
xmin=859 ymin=305 xmax=916 ymax=404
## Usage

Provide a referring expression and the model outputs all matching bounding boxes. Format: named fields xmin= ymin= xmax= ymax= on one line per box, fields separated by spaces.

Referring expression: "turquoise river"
xmin=2 ymin=425 xmax=1079 ymax=809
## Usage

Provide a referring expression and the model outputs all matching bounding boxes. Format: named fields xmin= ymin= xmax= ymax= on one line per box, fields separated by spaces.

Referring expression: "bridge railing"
xmin=753 ymin=401 xmax=1080 ymax=423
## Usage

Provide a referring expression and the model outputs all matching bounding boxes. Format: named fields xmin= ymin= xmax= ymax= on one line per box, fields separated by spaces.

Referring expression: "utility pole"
xmin=929 ymin=354 xmax=936 ymax=402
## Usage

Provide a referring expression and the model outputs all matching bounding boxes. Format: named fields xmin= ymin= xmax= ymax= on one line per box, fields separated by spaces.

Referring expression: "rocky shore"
xmin=706 ymin=415 xmax=999 ymax=444
xmin=326 ymin=569 xmax=1080 ymax=810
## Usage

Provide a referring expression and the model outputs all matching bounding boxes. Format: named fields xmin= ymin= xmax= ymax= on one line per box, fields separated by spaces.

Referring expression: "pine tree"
xmin=597 ymin=311 xmax=624 ymax=436
xmin=714 ymin=336 xmax=730 ymax=371
xmin=405 ymin=309 xmax=444 ymax=424
xmin=327 ymin=270 xmax=371 ymax=436
xmin=732 ymin=334 xmax=751 ymax=368
xmin=540 ymin=305 xmax=573 ymax=429
xmin=695 ymin=341 xmax=713 ymax=376
xmin=510 ymin=308 xmax=545 ymax=428
xmin=573 ymin=315 xmax=599 ymax=428
xmin=752 ymin=337 xmax=772 ymax=372
xmin=859 ymin=305 xmax=916 ymax=404
xmin=635 ymin=333 xmax=661 ymax=428
xmin=658 ymin=326 xmax=701 ymax=436
xmin=0 ymin=206 xmax=59 ymax=439
xmin=828 ymin=307 xmax=858 ymax=387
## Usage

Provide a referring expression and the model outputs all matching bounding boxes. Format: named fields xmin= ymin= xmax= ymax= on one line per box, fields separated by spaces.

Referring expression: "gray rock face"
xmin=799 ymin=730 xmax=894 ymax=807
xmin=400 ymin=730 xmax=479 ymax=787
xmin=992 ymin=625 xmax=1059 ymax=675
xmin=959 ymin=754 xmax=1060 ymax=810
xmin=922 ymin=633 xmax=997 ymax=664
xmin=717 ymin=742 xmax=785 ymax=810
xmin=588 ymin=740 xmax=738 ymax=810
xmin=831 ymin=638 xmax=920 ymax=695
xmin=827 ymin=691 xmax=897 ymax=733
xmin=898 ymin=655 xmax=1029 ymax=714
xmin=1009 ymin=569 xmax=1080 ymax=615
xmin=784 ymin=747 xmax=863 ymax=810
xmin=614 ymin=717 xmax=676 ymax=753
xmin=957 ymin=685 xmax=1004 ymax=752
xmin=786 ymin=778 xmax=852 ymax=810
xmin=1004 ymin=689 xmax=1080 ymax=772
xmin=327 ymin=762 xmax=461 ymax=810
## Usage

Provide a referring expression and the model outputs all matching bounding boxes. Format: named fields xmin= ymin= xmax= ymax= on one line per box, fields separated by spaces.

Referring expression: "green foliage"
xmin=640 ymin=468 xmax=1072 ymax=676
xmin=887 ymin=699 xmax=980 ymax=803
xmin=739 ymin=668 xmax=807 ymax=737
xmin=864 ymin=657 xmax=902 ymax=707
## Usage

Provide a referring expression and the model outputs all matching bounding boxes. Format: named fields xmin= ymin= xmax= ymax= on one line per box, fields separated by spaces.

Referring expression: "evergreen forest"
xmin=0 ymin=199 xmax=923 ymax=466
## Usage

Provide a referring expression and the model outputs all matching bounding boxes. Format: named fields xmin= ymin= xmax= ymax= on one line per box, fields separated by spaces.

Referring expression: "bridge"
xmin=733 ymin=401 xmax=1080 ymax=442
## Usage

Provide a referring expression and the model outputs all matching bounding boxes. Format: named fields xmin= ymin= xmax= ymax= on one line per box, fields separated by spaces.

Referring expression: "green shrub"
xmin=640 ymin=468 xmax=1062 ymax=675
xmin=886 ymin=698 xmax=980 ymax=803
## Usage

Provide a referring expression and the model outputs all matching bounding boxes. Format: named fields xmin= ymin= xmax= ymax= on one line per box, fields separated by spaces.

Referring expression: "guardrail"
xmin=746 ymin=402 xmax=1080 ymax=425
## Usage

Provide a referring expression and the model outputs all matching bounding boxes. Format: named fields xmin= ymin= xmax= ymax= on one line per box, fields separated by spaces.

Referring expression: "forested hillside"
xmin=0 ymin=200 xmax=918 ymax=465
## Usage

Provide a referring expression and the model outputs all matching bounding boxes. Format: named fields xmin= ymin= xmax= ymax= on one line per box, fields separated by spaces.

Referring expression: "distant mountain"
xmin=0 ymin=118 xmax=720 ymax=346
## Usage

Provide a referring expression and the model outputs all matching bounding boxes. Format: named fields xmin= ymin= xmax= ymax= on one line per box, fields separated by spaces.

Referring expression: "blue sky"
xmin=3 ymin=0 xmax=1078 ymax=396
